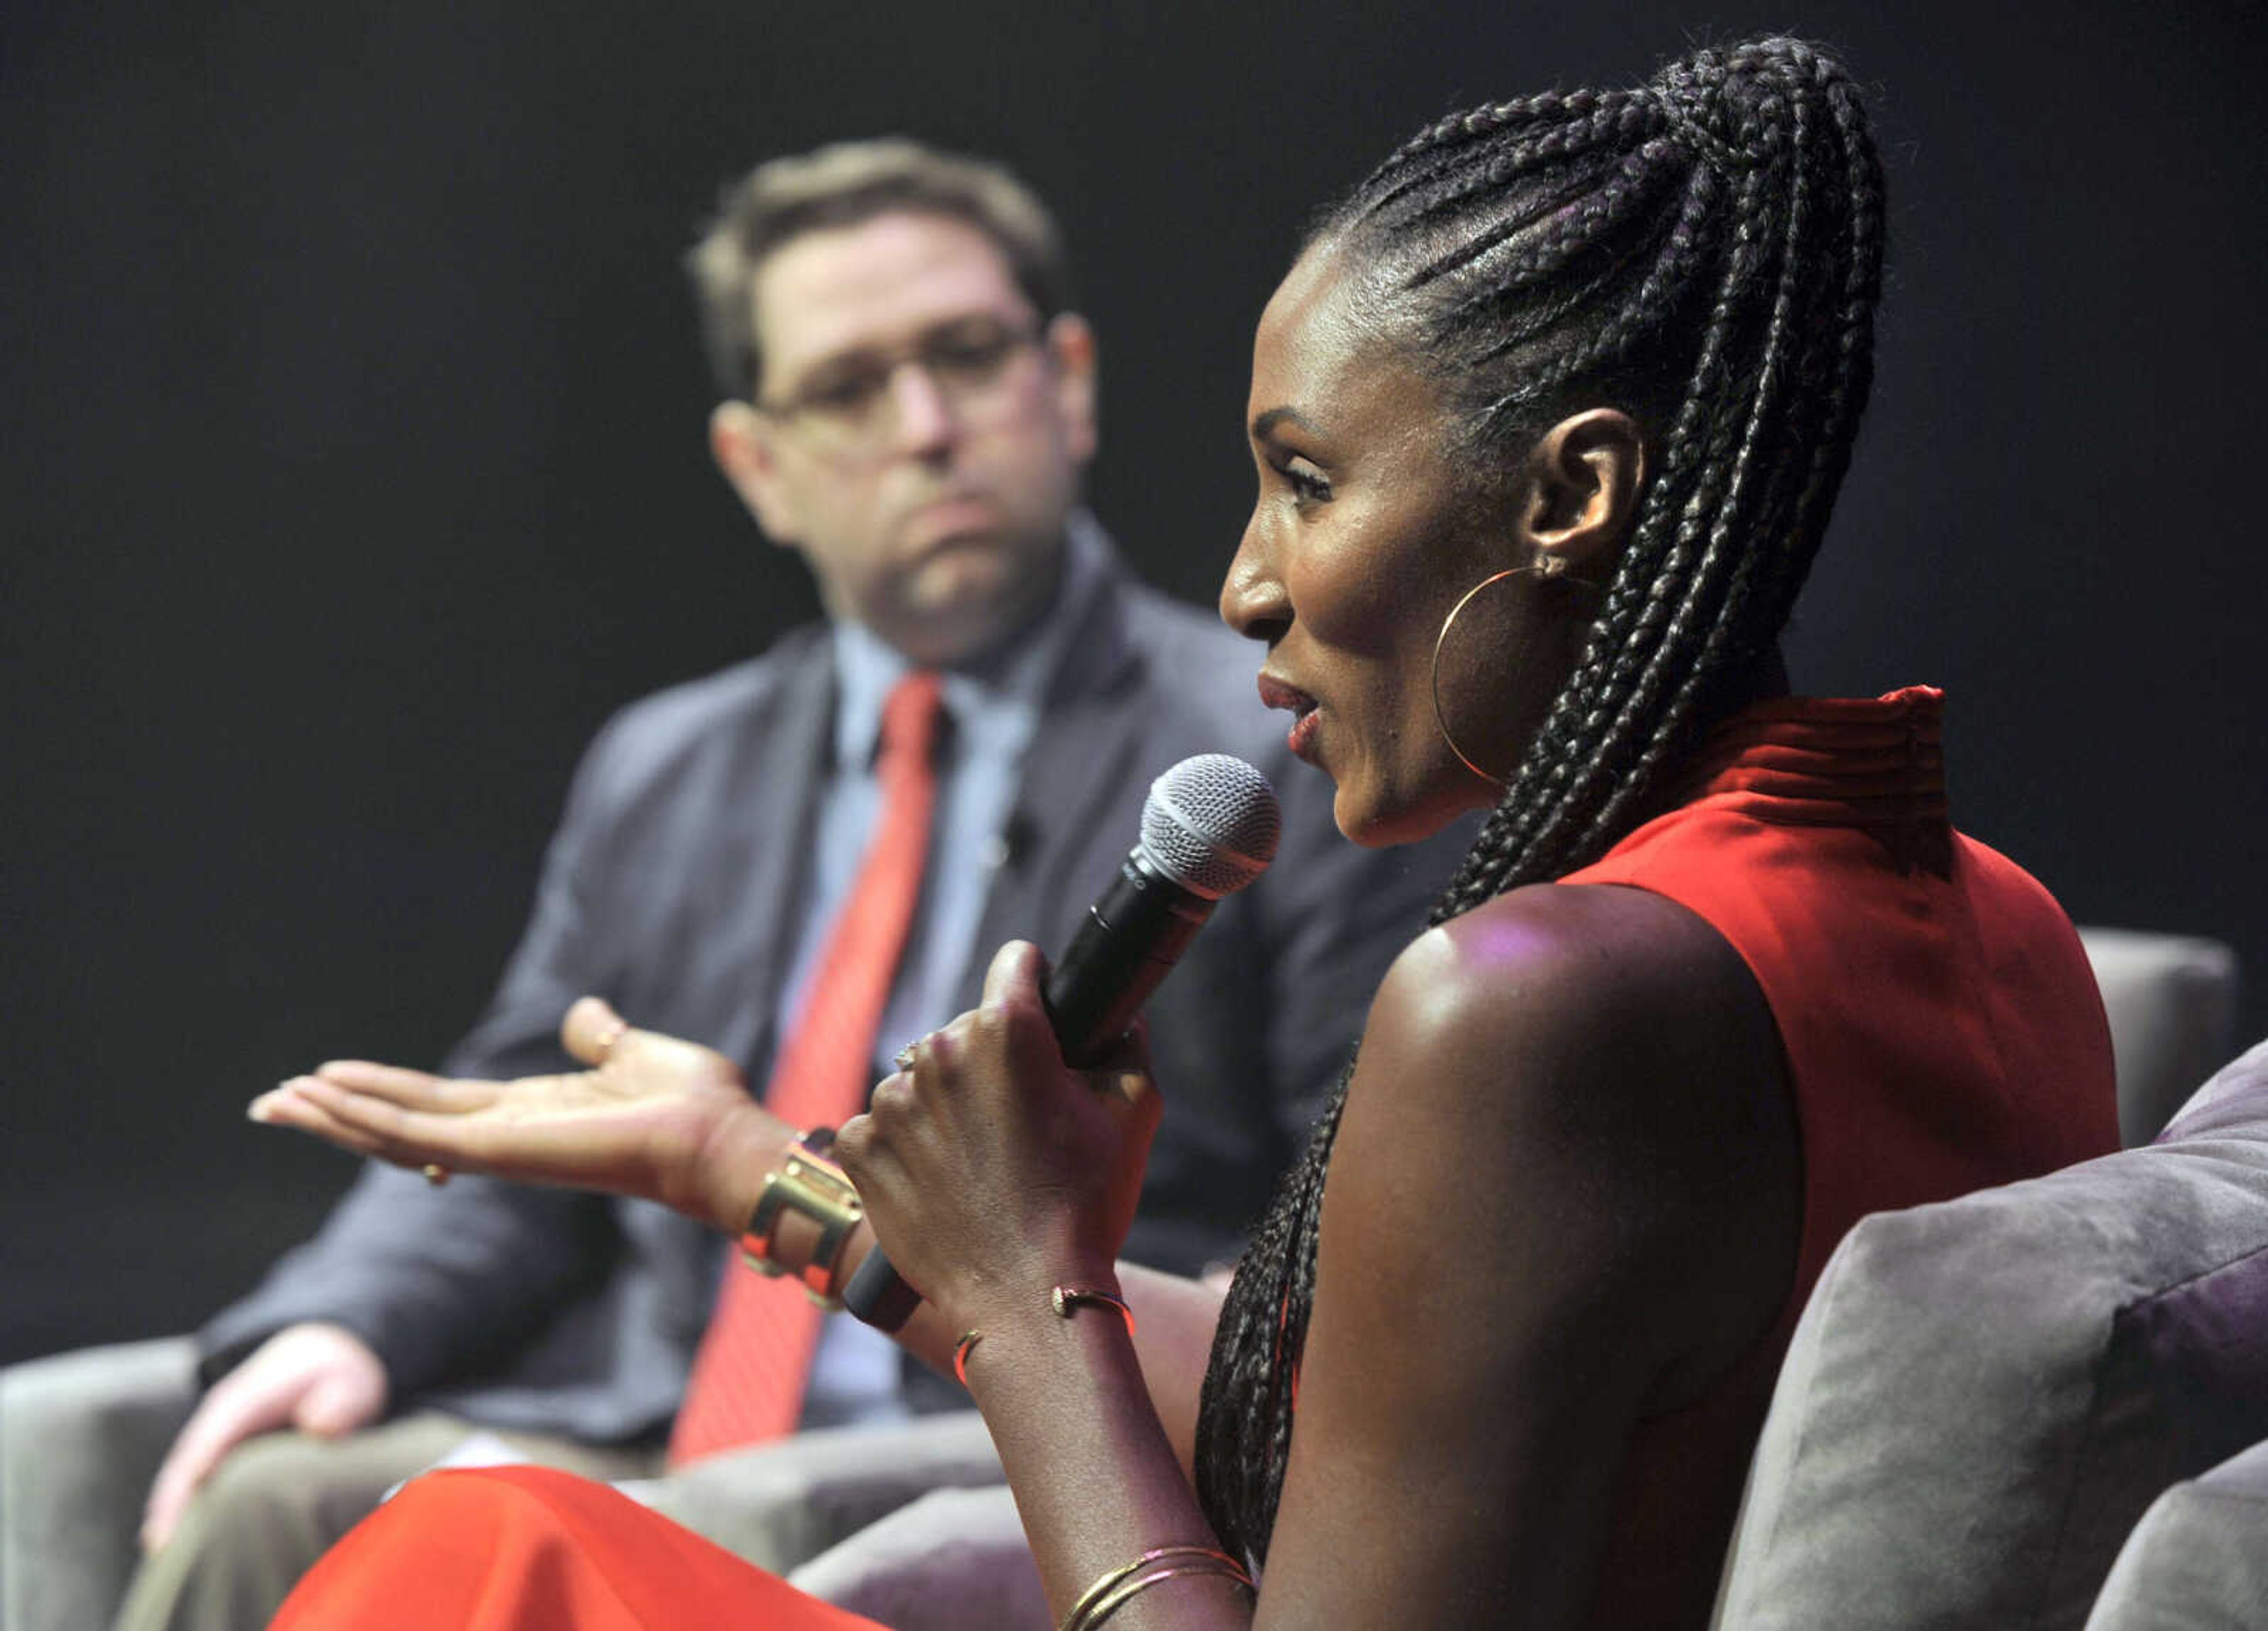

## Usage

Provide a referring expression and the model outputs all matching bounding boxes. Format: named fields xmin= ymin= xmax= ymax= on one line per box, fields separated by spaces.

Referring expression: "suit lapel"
xmin=687 ymin=630 xmax=836 ymax=1082
xmin=956 ymin=564 xmax=1145 ymax=1012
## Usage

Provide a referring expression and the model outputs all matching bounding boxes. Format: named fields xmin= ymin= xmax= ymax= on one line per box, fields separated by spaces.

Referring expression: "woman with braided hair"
xmin=250 ymin=36 xmax=2117 ymax=1630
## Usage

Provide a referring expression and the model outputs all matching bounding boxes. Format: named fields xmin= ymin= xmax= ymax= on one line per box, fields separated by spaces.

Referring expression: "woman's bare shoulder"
xmin=1260 ymin=883 xmax=1801 ymax=1619
xmin=1366 ymin=881 xmax=1783 ymax=1129
xmin=1342 ymin=879 xmax=1799 ymax=1376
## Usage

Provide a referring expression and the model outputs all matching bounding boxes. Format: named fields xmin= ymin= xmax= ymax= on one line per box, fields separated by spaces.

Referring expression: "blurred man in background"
xmin=97 ymin=139 xmax=1464 ymax=1630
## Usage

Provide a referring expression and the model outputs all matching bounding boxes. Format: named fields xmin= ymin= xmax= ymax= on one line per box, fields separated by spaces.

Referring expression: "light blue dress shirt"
xmin=781 ymin=516 xmax=1107 ymax=1427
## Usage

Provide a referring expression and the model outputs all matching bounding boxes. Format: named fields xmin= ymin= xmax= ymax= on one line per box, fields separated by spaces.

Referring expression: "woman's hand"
xmin=836 ymin=941 xmax=1163 ymax=1330
xmin=248 ymin=997 xmax=768 ymax=1235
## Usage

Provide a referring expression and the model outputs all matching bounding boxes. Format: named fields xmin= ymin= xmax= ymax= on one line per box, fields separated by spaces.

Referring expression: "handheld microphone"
xmin=843 ymin=753 xmax=1282 ymax=1331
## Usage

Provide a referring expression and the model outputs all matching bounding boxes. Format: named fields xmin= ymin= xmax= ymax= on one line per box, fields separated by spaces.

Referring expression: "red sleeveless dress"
xmin=1561 ymin=686 xmax=2118 ymax=1626
xmin=270 ymin=689 xmax=2119 ymax=1630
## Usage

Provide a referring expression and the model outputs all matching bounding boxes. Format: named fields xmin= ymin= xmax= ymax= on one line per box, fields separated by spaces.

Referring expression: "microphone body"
xmin=843 ymin=754 xmax=1279 ymax=1332
xmin=1042 ymin=849 xmax=1213 ymax=1066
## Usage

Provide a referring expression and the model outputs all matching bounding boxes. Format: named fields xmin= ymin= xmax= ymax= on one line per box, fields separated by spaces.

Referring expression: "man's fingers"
xmin=142 ymin=1439 xmax=208 ymax=1551
xmin=562 ymin=996 xmax=631 ymax=1066
xmin=139 ymin=1327 xmax=386 ymax=1553
xmin=294 ymin=1368 xmax=381 ymax=1438
xmin=139 ymin=1385 xmax=271 ymax=1552
xmin=141 ymin=1455 xmax=199 ymax=1552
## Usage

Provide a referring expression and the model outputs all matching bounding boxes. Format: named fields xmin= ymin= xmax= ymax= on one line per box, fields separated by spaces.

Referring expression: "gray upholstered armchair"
xmin=1713 ymin=1034 xmax=2268 ymax=1629
xmin=0 ymin=928 xmax=2247 ymax=1631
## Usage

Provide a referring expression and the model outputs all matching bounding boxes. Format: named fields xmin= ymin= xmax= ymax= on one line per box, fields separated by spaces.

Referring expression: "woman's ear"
xmin=1515 ymin=407 xmax=1647 ymax=575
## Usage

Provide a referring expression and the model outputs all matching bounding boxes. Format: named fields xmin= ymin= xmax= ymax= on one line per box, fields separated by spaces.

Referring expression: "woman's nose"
xmin=1220 ymin=519 xmax=1289 ymax=643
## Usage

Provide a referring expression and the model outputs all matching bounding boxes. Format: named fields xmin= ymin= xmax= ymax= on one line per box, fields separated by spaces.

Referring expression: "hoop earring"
xmin=1429 ymin=562 xmax=1593 ymax=787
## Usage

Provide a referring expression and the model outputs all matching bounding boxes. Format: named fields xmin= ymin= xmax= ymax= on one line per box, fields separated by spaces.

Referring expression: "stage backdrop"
xmin=5 ymin=1 xmax=2263 ymax=1363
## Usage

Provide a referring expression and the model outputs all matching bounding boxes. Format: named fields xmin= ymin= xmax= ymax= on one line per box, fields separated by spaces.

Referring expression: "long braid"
xmin=1195 ymin=37 xmax=1886 ymax=1565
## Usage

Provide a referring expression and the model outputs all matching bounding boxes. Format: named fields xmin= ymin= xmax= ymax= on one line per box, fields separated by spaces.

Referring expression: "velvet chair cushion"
xmin=2082 ymin=1433 xmax=2268 ymax=1630
xmin=1712 ymin=1039 xmax=2268 ymax=1630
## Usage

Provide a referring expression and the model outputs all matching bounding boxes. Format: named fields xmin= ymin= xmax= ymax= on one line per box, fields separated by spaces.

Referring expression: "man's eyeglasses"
xmin=754 ymin=315 xmax=1044 ymax=446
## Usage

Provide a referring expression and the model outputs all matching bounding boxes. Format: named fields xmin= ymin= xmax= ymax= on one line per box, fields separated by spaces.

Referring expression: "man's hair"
xmin=686 ymin=137 xmax=1071 ymax=401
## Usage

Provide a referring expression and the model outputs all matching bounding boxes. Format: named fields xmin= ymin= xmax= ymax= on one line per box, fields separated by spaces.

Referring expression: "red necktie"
xmin=668 ymin=669 xmax=944 ymax=1464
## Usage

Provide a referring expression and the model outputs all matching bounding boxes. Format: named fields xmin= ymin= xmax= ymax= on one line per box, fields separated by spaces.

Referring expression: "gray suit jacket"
xmin=200 ymin=550 xmax=1471 ymax=1442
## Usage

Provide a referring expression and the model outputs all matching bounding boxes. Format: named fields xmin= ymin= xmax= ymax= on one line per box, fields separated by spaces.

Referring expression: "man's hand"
xmin=140 ymin=1322 xmax=387 ymax=1553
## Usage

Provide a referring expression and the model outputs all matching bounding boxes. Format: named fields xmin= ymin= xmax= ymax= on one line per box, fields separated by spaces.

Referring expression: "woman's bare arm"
xmin=249 ymin=997 xmax=1230 ymax=1477
xmin=832 ymin=944 xmax=1257 ymax=1629
xmin=1252 ymin=882 xmax=1796 ymax=1628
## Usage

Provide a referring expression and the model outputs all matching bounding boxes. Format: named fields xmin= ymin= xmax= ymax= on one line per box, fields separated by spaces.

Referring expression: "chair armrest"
xmin=2084 ymin=1434 xmax=2268 ymax=1629
xmin=627 ymin=1408 xmax=1004 ymax=1577
xmin=790 ymin=1482 xmax=1047 ymax=1631
xmin=1 ymin=1337 xmax=199 ymax=1631
xmin=2076 ymin=925 xmax=2240 ymax=1145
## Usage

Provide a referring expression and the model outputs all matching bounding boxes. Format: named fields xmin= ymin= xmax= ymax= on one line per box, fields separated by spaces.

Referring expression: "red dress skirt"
xmin=269 ymin=1463 xmax=884 ymax=1629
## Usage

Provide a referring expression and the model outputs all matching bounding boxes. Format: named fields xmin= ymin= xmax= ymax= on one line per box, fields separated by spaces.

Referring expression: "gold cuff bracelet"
xmin=741 ymin=1133 xmax=862 ymax=1309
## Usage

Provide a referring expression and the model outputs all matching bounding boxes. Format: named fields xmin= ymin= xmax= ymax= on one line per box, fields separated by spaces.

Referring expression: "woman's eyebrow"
xmin=1250 ymin=406 xmax=1321 ymax=441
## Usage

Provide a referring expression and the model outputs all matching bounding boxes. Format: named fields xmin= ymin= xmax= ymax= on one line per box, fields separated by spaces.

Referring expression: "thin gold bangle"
xmin=1058 ymin=1545 xmax=1244 ymax=1631
xmin=1072 ymin=1558 xmax=1254 ymax=1631
xmin=1051 ymin=1283 xmax=1136 ymax=1335
xmin=958 ymin=1284 xmax=1137 ymax=1398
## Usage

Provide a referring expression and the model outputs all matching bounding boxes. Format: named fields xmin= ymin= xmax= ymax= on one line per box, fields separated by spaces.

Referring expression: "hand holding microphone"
xmin=841 ymin=753 xmax=1282 ymax=1330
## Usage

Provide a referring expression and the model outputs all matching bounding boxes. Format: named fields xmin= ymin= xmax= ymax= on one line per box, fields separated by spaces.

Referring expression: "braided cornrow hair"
xmin=1194 ymin=37 xmax=1885 ymax=1564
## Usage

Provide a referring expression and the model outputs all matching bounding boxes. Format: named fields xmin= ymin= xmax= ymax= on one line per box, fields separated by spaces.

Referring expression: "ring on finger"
xmin=892 ymin=1039 xmax=920 ymax=1072
xmin=422 ymin=1164 xmax=451 ymax=1188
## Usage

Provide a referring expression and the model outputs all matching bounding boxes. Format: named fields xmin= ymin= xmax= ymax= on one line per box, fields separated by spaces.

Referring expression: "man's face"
xmin=715 ymin=211 xmax=1097 ymax=666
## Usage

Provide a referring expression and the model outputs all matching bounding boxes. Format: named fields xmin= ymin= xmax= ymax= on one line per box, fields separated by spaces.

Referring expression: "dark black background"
xmin=6 ymin=2 xmax=2263 ymax=1365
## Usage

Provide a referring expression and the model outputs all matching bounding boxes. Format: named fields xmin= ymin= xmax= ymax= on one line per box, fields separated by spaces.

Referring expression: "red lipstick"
xmin=1257 ymin=673 xmax=1321 ymax=762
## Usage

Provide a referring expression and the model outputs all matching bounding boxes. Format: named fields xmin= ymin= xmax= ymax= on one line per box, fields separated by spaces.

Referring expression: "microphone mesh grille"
xmin=1138 ymin=754 xmax=1281 ymax=899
